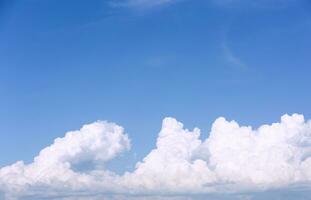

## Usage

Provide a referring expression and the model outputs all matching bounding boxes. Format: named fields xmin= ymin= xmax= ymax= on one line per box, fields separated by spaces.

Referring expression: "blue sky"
xmin=1 ymin=0 xmax=311 ymax=199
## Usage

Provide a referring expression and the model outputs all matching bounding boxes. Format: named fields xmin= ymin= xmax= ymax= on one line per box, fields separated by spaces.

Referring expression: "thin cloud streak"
xmin=110 ymin=0 xmax=297 ymax=9
xmin=109 ymin=0 xmax=179 ymax=8
xmin=222 ymin=42 xmax=248 ymax=70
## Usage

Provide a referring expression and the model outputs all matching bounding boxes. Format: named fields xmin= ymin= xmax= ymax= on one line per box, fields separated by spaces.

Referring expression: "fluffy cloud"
xmin=0 ymin=121 xmax=130 ymax=199
xmin=121 ymin=118 xmax=216 ymax=193
xmin=1 ymin=114 xmax=311 ymax=199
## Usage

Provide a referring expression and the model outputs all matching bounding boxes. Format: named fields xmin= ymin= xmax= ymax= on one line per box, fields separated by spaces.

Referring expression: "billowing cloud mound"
xmin=1 ymin=114 xmax=311 ymax=199
xmin=0 ymin=121 xmax=130 ymax=199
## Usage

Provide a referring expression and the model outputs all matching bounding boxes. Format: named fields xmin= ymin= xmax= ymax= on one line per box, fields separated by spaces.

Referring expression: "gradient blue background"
xmin=0 ymin=0 xmax=311 ymax=173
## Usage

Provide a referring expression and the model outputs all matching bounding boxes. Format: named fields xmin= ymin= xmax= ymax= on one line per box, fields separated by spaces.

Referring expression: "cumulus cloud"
xmin=0 ymin=121 xmax=130 ymax=199
xmin=1 ymin=114 xmax=311 ymax=199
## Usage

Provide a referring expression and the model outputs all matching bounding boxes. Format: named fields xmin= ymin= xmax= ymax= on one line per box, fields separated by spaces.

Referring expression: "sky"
xmin=0 ymin=0 xmax=311 ymax=199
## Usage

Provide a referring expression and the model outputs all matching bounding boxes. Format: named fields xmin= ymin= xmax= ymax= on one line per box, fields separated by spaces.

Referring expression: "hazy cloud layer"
xmin=1 ymin=114 xmax=311 ymax=199
xmin=111 ymin=0 xmax=296 ymax=8
xmin=110 ymin=0 xmax=178 ymax=8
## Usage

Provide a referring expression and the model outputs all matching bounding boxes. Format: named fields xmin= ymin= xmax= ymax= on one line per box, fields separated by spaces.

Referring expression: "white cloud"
xmin=121 ymin=118 xmax=216 ymax=193
xmin=212 ymin=0 xmax=296 ymax=8
xmin=110 ymin=0 xmax=178 ymax=8
xmin=222 ymin=42 xmax=248 ymax=70
xmin=1 ymin=114 xmax=311 ymax=199
xmin=110 ymin=0 xmax=295 ymax=9
xmin=0 ymin=121 xmax=130 ymax=199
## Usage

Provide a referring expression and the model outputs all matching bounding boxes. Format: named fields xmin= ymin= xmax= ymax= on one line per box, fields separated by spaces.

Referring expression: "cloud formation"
xmin=0 ymin=121 xmax=130 ymax=199
xmin=110 ymin=0 xmax=178 ymax=8
xmin=1 ymin=114 xmax=311 ymax=199
xmin=111 ymin=0 xmax=295 ymax=9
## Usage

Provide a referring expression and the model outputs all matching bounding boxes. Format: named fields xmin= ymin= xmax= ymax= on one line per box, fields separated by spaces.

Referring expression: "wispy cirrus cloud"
xmin=110 ymin=0 xmax=179 ymax=8
xmin=110 ymin=0 xmax=297 ymax=8
xmin=212 ymin=0 xmax=297 ymax=9
xmin=222 ymin=41 xmax=248 ymax=70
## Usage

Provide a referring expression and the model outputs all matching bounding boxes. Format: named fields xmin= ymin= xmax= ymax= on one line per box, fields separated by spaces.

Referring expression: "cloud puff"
xmin=0 ymin=121 xmax=130 ymax=199
xmin=1 ymin=114 xmax=311 ymax=199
